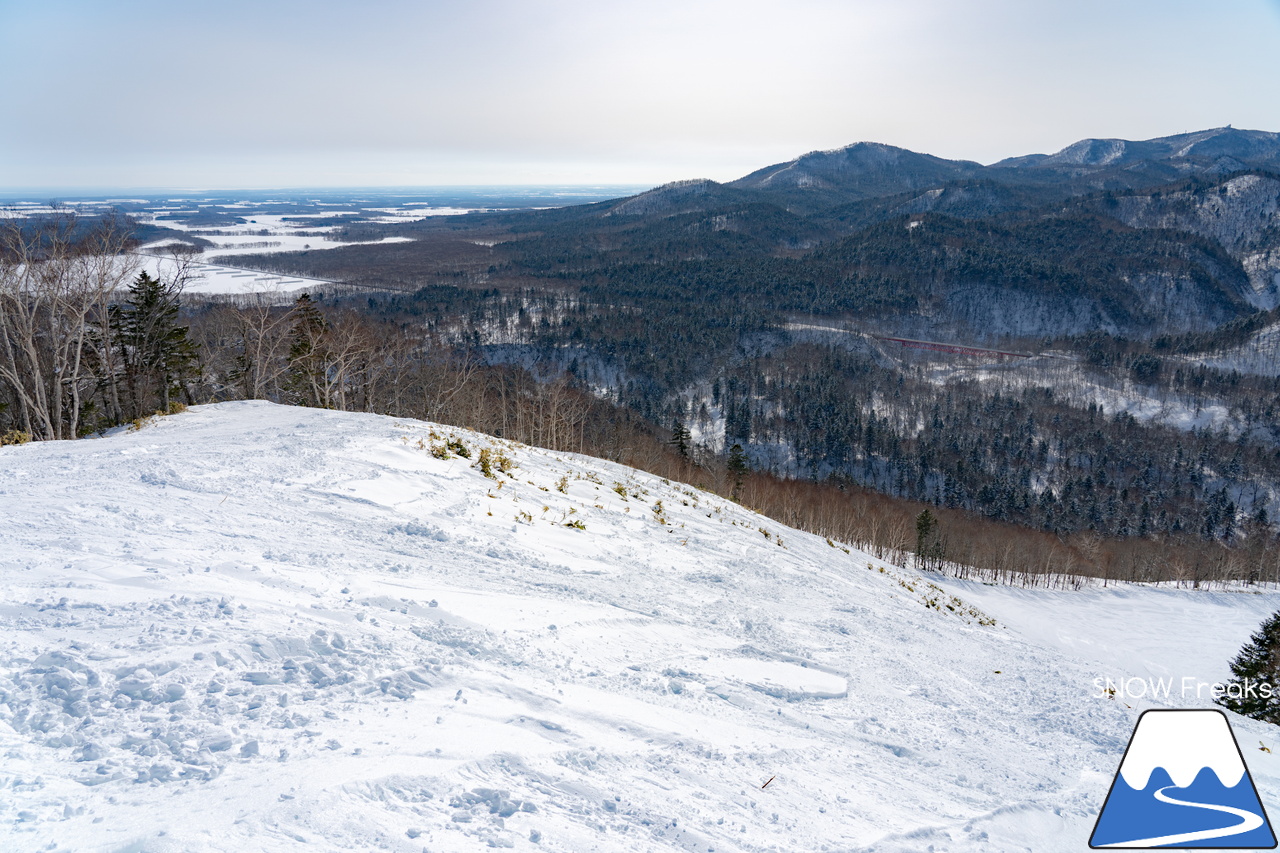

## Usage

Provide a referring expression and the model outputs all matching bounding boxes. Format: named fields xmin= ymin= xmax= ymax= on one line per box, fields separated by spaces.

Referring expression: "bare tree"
xmin=419 ymin=346 xmax=484 ymax=424
xmin=231 ymin=296 xmax=296 ymax=401
xmin=0 ymin=211 xmax=137 ymax=439
xmin=315 ymin=311 xmax=377 ymax=411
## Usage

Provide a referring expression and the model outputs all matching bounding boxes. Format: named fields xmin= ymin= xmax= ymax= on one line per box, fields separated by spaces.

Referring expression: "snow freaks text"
xmin=1093 ymin=676 xmax=1275 ymax=702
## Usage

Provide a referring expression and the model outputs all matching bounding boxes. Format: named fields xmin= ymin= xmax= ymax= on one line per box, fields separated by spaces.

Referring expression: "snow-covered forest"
xmin=3 ymin=197 xmax=1280 ymax=588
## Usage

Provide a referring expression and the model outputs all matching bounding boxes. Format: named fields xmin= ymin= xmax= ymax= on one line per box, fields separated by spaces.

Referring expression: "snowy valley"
xmin=3 ymin=403 xmax=1280 ymax=852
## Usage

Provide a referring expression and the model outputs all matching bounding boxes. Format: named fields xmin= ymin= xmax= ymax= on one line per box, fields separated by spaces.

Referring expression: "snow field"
xmin=1 ymin=402 xmax=1279 ymax=851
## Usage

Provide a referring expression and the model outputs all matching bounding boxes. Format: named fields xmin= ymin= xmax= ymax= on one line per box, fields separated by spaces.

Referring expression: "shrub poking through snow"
xmin=127 ymin=402 xmax=189 ymax=433
xmin=1 ymin=429 xmax=33 ymax=447
xmin=477 ymin=448 xmax=495 ymax=479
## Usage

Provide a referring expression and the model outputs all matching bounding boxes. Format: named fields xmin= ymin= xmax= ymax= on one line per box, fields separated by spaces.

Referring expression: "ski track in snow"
xmin=1 ymin=401 xmax=1278 ymax=852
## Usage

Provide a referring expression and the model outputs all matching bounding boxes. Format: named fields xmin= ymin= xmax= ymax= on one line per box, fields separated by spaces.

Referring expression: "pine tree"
xmin=671 ymin=419 xmax=691 ymax=460
xmin=109 ymin=271 xmax=198 ymax=419
xmin=284 ymin=294 xmax=329 ymax=407
xmin=727 ymin=443 xmax=748 ymax=501
xmin=915 ymin=509 xmax=944 ymax=571
xmin=1218 ymin=610 xmax=1280 ymax=723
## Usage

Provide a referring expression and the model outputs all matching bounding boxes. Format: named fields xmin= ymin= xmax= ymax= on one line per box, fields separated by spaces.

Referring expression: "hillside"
xmin=222 ymin=130 xmax=1280 ymax=345
xmin=728 ymin=143 xmax=984 ymax=212
xmin=3 ymin=403 xmax=1280 ymax=851
xmin=1083 ymin=171 xmax=1280 ymax=310
xmin=994 ymin=127 xmax=1280 ymax=186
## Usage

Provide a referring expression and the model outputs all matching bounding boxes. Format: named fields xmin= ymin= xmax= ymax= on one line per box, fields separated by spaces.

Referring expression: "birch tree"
xmin=0 ymin=212 xmax=136 ymax=439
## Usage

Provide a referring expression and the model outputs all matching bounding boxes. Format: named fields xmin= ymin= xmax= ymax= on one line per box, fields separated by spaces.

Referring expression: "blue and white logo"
xmin=1091 ymin=709 xmax=1276 ymax=848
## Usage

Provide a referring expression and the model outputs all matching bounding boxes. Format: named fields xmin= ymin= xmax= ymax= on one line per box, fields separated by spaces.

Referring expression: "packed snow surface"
xmin=2 ymin=402 xmax=1280 ymax=852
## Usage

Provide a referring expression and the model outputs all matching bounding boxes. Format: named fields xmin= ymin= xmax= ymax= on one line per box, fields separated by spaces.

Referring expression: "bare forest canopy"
xmin=4 ymin=128 xmax=1280 ymax=586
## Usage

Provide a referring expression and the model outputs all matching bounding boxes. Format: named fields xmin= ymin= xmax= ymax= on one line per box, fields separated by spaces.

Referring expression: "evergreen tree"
xmin=727 ymin=443 xmax=748 ymax=501
xmin=671 ymin=419 xmax=691 ymax=460
xmin=1219 ymin=610 xmax=1280 ymax=723
xmin=109 ymin=271 xmax=198 ymax=419
xmin=915 ymin=508 xmax=944 ymax=571
xmin=284 ymin=294 xmax=329 ymax=407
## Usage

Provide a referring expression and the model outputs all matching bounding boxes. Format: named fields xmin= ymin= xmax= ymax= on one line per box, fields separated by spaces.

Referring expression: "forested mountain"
xmin=728 ymin=142 xmax=985 ymax=210
xmin=1080 ymin=172 xmax=1280 ymax=309
xmin=235 ymin=175 xmax=1278 ymax=341
xmin=729 ymin=126 xmax=1280 ymax=211
xmin=8 ymin=129 xmax=1280 ymax=581
xmin=994 ymin=126 xmax=1280 ymax=177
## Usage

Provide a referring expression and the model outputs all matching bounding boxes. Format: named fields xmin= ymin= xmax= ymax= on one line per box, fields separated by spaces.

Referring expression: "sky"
xmin=3 ymin=0 xmax=1280 ymax=189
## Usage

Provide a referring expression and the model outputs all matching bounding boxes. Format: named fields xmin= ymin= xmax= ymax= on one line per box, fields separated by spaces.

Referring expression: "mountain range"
xmin=567 ymin=127 xmax=1280 ymax=220
xmin=257 ymin=127 xmax=1280 ymax=342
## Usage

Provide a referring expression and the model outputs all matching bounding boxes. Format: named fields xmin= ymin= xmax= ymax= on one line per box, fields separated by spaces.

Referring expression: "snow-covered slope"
xmin=1193 ymin=318 xmax=1280 ymax=377
xmin=3 ymin=402 xmax=1280 ymax=852
xmin=1107 ymin=173 xmax=1280 ymax=310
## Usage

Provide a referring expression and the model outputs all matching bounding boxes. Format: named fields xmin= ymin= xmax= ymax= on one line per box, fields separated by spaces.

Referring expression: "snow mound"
xmin=1 ymin=402 xmax=1278 ymax=852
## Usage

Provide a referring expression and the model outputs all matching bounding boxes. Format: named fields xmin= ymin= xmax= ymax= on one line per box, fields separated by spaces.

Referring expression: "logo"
xmin=1091 ymin=710 xmax=1276 ymax=848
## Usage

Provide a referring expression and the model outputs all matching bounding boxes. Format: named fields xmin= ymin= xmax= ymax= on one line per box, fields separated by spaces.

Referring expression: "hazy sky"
xmin=3 ymin=0 xmax=1280 ymax=189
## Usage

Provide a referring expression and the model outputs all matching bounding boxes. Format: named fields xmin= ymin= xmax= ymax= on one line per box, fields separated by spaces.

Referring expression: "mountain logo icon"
xmin=1091 ymin=709 xmax=1277 ymax=848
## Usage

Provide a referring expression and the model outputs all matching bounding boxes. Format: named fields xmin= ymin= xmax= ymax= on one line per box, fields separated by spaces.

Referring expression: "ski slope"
xmin=2 ymin=402 xmax=1279 ymax=852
